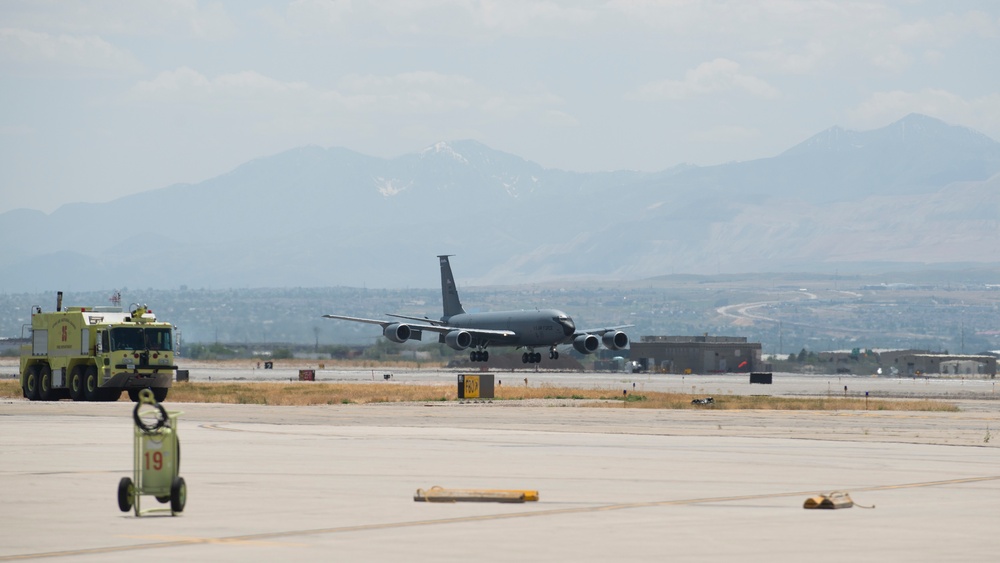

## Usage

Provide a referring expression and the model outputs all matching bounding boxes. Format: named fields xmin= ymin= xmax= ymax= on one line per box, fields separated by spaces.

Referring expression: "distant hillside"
xmin=1 ymin=114 xmax=999 ymax=292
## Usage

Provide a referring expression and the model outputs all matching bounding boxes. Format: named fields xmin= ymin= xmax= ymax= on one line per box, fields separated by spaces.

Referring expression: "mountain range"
xmin=2 ymin=113 xmax=999 ymax=293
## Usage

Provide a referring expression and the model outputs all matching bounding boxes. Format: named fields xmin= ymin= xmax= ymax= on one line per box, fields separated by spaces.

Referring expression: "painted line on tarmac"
xmin=3 ymin=475 xmax=999 ymax=561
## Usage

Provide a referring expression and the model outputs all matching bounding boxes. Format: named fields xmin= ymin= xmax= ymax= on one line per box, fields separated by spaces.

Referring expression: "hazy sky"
xmin=2 ymin=1 xmax=998 ymax=214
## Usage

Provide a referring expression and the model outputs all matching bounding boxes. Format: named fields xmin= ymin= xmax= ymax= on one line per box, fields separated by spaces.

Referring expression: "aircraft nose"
xmin=561 ymin=317 xmax=576 ymax=336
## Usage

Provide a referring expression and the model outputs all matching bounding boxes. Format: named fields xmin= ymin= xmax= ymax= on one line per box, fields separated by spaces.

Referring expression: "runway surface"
xmin=2 ymin=368 xmax=999 ymax=561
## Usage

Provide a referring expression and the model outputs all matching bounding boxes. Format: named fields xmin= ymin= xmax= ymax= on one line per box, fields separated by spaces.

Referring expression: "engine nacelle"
xmin=572 ymin=334 xmax=600 ymax=354
xmin=602 ymin=330 xmax=629 ymax=351
xmin=444 ymin=330 xmax=473 ymax=350
xmin=383 ymin=323 xmax=411 ymax=343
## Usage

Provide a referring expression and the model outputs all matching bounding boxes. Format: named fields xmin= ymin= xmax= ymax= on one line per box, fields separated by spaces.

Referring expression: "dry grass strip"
xmin=0 ymin=380 xmax=957 ymax=411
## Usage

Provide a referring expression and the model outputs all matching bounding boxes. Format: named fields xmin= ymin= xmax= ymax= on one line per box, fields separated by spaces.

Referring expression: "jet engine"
xmin=602 ymin=331 xmax=629 ymax=351
xmin=383 ymin=323 xmax=411 ymax=343
xmin=572 ymin=334 xmax=600 ymax=354
xmin=444 ymin=330 xmax=473 ymax=350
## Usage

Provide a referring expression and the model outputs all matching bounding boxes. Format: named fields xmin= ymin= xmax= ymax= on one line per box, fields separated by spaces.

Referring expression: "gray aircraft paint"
xmin=323 ymin=255 xmax=630 ymax=361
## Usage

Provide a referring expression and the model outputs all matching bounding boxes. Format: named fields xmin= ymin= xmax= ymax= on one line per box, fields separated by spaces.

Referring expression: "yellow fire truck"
xmin=20 ymin=292 xmax=176 ymax=402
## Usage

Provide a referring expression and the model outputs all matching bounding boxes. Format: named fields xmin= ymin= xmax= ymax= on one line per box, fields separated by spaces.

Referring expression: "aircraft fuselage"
xmin=443 ymin=309 xmax=576 ymax=348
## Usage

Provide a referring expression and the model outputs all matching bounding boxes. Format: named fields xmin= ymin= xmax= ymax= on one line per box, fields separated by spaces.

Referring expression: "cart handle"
xmin=133 ymin=389 xmax=168 ymax=433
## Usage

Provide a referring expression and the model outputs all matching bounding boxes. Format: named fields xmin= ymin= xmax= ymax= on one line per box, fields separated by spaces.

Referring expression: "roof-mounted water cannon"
xmin=128 ymin=303 xmax=155 ymax=323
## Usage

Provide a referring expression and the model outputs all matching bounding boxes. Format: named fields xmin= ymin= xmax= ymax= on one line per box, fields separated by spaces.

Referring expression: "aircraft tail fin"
xmin=438 ymin=255 xmax=466 ymax=318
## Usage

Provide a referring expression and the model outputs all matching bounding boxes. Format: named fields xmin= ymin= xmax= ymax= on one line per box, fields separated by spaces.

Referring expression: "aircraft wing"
xmin=420 ymin=325 xmax=516 ymax=338
xmin=573 ymin=324 xmax=633 ymax=337
xmin=322 ymin=314 xmax=515 ymax=338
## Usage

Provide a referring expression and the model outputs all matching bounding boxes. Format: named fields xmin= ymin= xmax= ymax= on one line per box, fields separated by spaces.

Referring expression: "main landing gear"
xmin=522 ymin=347 xmax=559 ymax=364
xmin=469 ymin=350 xmax=489 ymax=362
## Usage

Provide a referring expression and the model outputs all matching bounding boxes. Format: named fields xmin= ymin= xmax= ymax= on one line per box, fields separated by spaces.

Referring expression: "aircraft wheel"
xmin=38 ymin=364 xmax=56 ymax=401
xmin=521 ymin=353 xmax=529 ymax=364
xmin=483 ymin=351 xmax=489 ymax=361
xmin=117 ymin=477 xmax=134 ymax=512
xmin=84 ymin=366 xmax=100 ymax=401
xmin=469 ymin=351 xmax=476 ymax=362
xmin=170 ymin=476 xmax=187 ymax=513
xmin=69 ymin=366 xmax=86 ymax=401
xmin=553 ymin=351 xmax=559 ymax=360
xmin=23 ymin=364 xmax=40 ymax=400
xmin=533 ymin=353 xmax=542 ymax=363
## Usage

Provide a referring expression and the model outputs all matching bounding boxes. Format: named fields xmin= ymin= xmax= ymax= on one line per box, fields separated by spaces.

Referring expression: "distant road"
xmin=715 ymin=290 xmax=816 ymax=325
xmin=715 ymin=289 xmax=932 ymax=341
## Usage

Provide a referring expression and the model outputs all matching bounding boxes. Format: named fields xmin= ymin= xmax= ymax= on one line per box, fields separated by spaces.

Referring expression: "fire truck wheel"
xmin=153 ymin=388 xmax=169 ymax=402
xmin=23 ymin=364 xmax=40 ymax=401
xmin=101 ymin=389 xmax=122 ymax=401
xmin=170 ymin=476 xmax=187 ymax=513
xmin=38 ymin=364 xmax=55 ymax=401
xmin=117 ymin=477 xmax=134 ymax=512
xmin=69 ymin=366 xmax=86 ymax=401
xmin=84 ymin=366 xmax=100 ymax=402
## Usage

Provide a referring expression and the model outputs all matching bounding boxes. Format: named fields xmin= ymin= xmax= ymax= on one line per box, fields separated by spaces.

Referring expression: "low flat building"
xmin=630 ymin=335 xmax=762 ymax=374
xmin=883 ymin=353 xmax=997 ymax=377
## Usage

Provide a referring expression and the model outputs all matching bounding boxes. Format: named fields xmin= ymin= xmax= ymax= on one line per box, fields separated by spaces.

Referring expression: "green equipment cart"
xmin=117 ymin=389 xmax=186 ymax=516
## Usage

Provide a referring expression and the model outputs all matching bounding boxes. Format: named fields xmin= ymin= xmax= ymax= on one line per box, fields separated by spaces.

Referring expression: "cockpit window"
xmin=554 ymin=315 xmax=576 ymax=336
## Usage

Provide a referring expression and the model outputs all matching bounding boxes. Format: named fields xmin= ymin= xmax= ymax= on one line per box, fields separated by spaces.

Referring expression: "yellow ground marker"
xmin=414 ymin=486 xmax=539 ymax=503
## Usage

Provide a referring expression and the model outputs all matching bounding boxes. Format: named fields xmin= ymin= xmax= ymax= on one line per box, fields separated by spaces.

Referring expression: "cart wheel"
xmin=117 ymin=477 xmax=134 ymax=512
xmin=170 ymin=476 xmax=186 ymax=513
xmin=155 ymin=495 xmax=170 ymax=504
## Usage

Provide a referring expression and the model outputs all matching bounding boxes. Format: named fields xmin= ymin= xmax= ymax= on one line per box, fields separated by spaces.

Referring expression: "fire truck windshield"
xmin=109 ymin=327 xmax=173 ymax=352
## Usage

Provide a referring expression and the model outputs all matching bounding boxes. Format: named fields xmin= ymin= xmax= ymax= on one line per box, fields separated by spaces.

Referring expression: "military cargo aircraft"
xmin=323 ymin=255 xmax=630 ymax=364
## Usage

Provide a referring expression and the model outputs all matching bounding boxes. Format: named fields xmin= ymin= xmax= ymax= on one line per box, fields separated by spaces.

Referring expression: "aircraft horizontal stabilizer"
xmin=386 ymin=313 xmax=445 ymax=326
xmin=321 ymin=314 xmax=389 ymax=326
xmin=574 ymin=324 xmax=634 ymax=336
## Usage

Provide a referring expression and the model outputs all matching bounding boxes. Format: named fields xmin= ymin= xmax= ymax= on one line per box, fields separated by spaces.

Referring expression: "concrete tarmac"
xmin=2 ymin=371 xmax=1000 ymax=562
